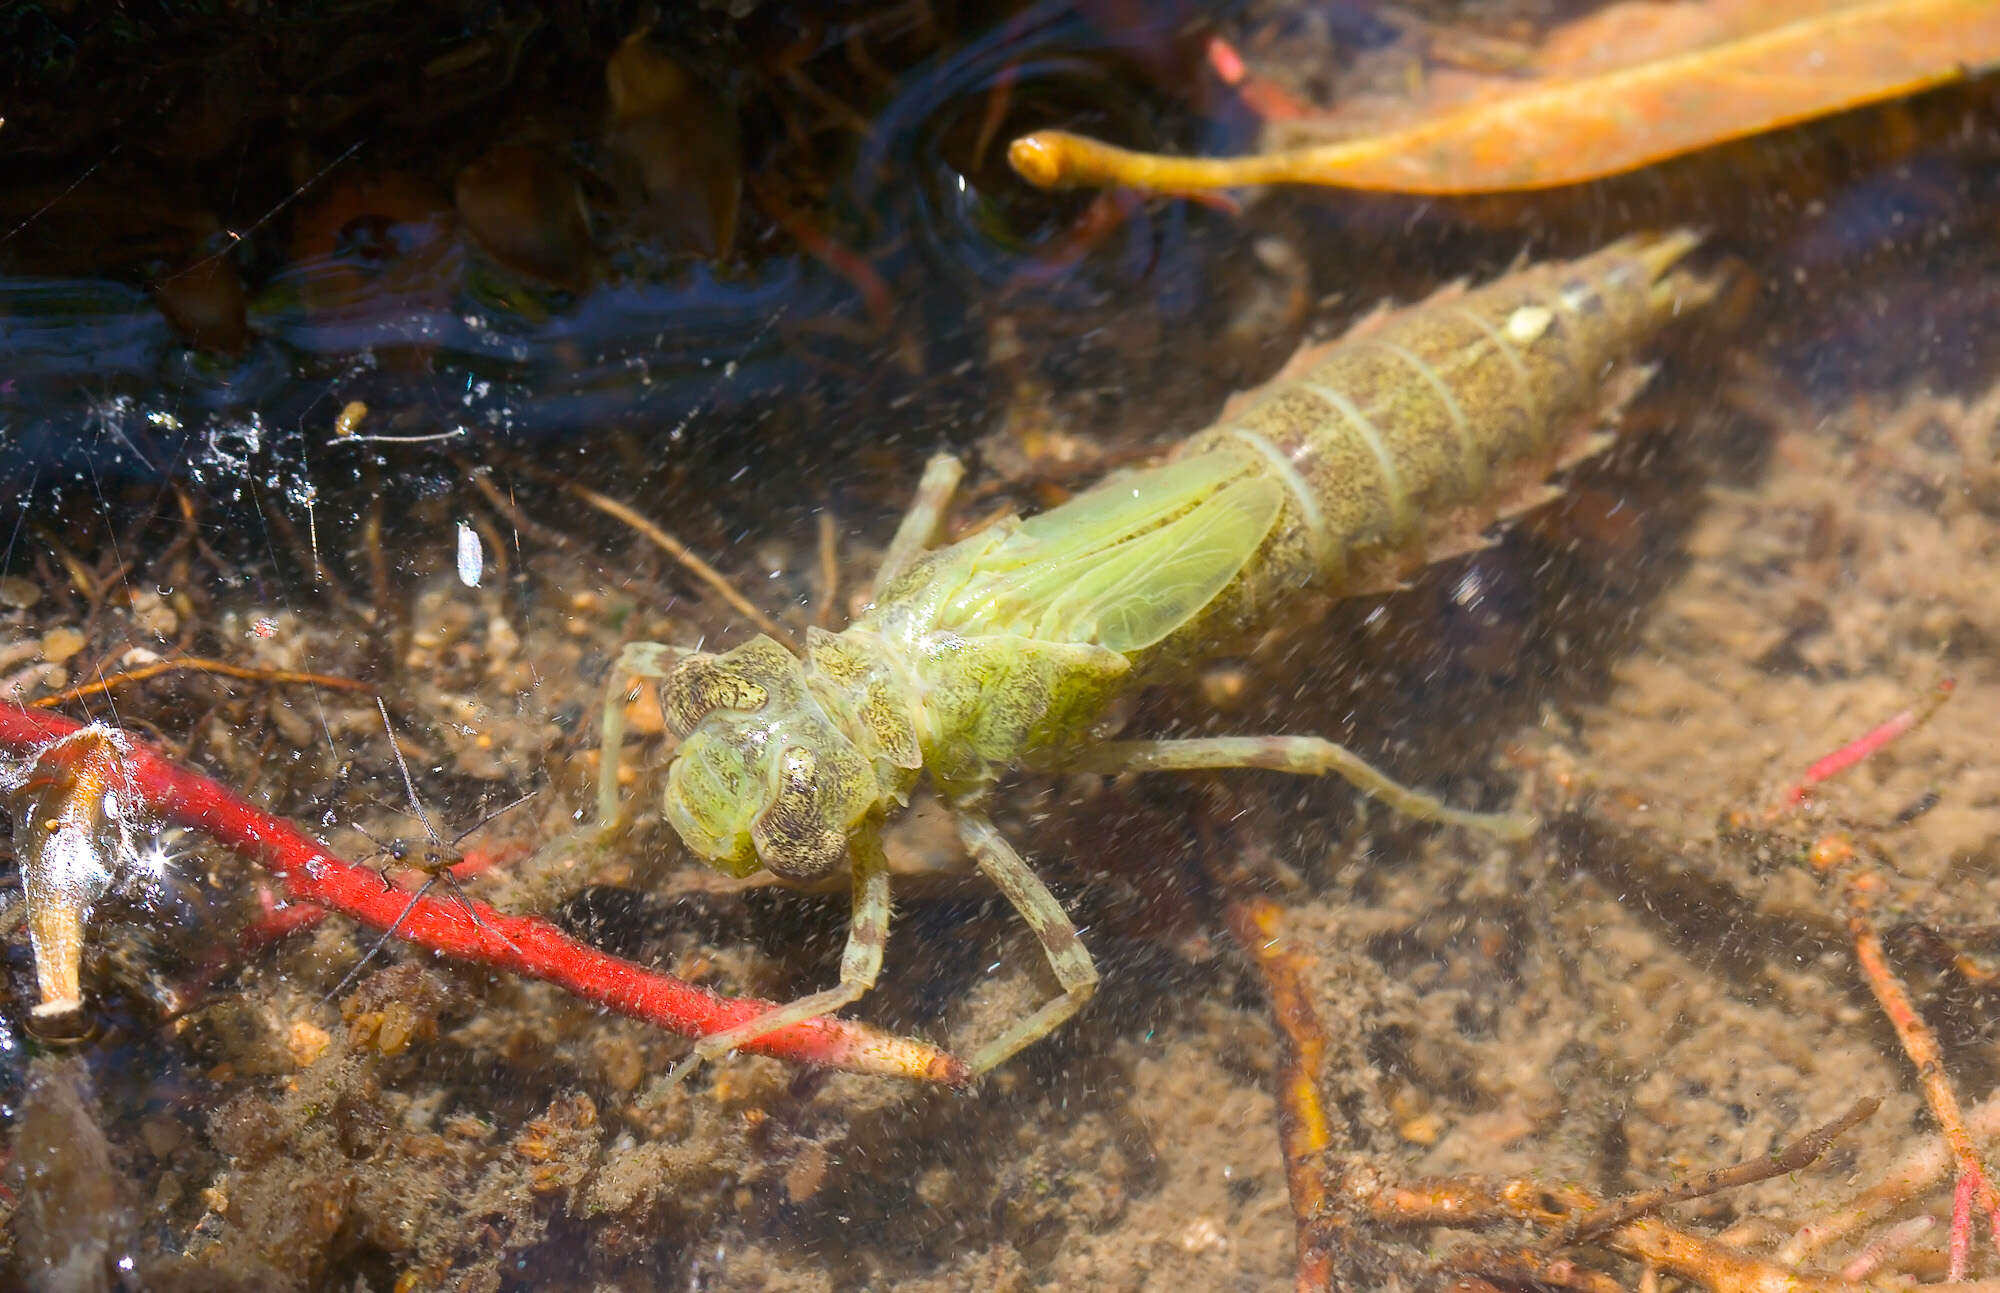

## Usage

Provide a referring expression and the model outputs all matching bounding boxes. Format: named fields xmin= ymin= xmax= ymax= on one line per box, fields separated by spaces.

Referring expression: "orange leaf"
xmin=1009 ymin=0 xmax=2000 ymax=195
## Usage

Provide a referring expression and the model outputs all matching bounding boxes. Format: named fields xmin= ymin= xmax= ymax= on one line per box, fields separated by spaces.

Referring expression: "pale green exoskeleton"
xmin=600 ymin=233 xmax=1715 ymax=1079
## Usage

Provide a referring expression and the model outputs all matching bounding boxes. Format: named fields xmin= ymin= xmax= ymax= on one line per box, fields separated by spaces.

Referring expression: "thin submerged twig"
xmin=490 ymin=444 xmax=795 ymax=648
xmin=1562 ymin=1098 xmax=1880 ymax=1244
xmin=33 ymin=657 xmax=371 ymax=709
xmin=1196 ymin=799 xmax=1338 ymax=1292
xmin=1216 ymin=889 xmax=1335 ymax=1292
xmin=1780 ymin=677 xmax=1955 ymax=809
xmin=814 ymin=510 xmax=840 ymax=629
xmin=1369 ymin=1176 xmax=1856 ymax=1292
xmin=458 ymin=462 xmax=577 ymax=557
xmin=1768 ymin=680 xmax=2000 ymax=1280
xmin=560 ymin=479 xmax=797 ymax=650
xmin=1784 ymin=1091 xmax=2000 ymax=1264
xmin=1842 ymin=854 xmax=2000 ymax=1279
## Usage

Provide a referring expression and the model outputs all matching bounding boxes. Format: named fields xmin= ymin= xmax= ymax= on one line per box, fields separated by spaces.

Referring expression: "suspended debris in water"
xmin=333 ymin=400 xmax=369 ymax=438
xmin=456 ymin=520 xmax=483 ymax=587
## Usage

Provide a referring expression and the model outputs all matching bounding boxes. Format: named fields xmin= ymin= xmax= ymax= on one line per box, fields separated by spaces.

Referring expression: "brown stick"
xmin=814 ymin=510 xmax=840 ymax=630
xmin=1443 ymin=1247 xmax=1625 ymax=1293
xmin=1372 ymin=1177 xmax=1853 ymax=1292
xmin=1217 ymin=890 xmax=1335 ymax=1292
xmin=1845 ymin=863 xmax=2000 ymax=1270
xmin=1563 ymin=1097 xmax=1880 ymax=1242
xmin=459 ymin=464 xmax=578 ymax=557
xmin=1782 ymin=1089 xmax=2000 ymax=1264
xmin=550 ymin=478 xmax=797 ymax=651
xmin=33 ymin=658 xmax=371 ymax=709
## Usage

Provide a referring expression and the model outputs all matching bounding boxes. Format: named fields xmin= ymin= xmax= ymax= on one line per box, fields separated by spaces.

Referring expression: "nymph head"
xmin=657 ymin=636 xmax=878 ymax=879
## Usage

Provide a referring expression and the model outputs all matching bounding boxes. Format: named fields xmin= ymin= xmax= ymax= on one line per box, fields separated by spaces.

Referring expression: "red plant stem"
xmin=245 ymin=847 xmax=517 ymax=945
xmin=1952 ymin=1169 xmax=1975 ymax=1281
xmin=1846 ymin=867 xmax=2000 ymax=1261
xmin=748 ymin=178 xmax=895 ymax=333
xmin=1784 ymin=678 xmax=1954 ymax=806
xmin=0 ymin=704 xmax=967 ymax=1084
xmin=1205 ymin=35 xmax=1314 ymax=121
xmin=251 ymin=884 xmax=330 ymax=942
xmin=1005 ymin=189 xmax=1146 ymax=291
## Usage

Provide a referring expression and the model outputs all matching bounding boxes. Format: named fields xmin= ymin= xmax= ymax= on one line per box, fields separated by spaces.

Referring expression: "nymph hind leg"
xmin=1066 ymin=736 xmax=1537 ymax=840
xmin=871 ymin=452 xmax=965 ymax=596
xmin=596 ymin=641 xmax=687 ymax=831
xmin=662 ymin=822 xmax=894 ymax=1085
xmin=953 ymin=806 xmax=1100 ymax=1075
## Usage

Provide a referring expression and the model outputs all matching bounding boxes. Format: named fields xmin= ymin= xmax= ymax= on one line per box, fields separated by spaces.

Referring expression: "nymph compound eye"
xmin=660 ymin=654 xmax=770 ymax=735
xmin=749 ymin=747 xmax=850 ymax=880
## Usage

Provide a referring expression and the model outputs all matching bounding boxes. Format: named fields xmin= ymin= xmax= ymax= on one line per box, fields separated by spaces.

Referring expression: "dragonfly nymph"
xmin=601 ymin=232 xmax=1716 ymax=1079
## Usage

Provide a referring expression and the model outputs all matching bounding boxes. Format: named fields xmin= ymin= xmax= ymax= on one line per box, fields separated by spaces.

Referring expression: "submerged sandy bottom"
xmin=4 ymin=311 xmax=1998 ymax=1291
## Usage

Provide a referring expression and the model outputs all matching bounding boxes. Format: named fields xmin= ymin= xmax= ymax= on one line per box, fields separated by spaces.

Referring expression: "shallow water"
xmin=5 ymin=3 xmax=2000 ymax=1289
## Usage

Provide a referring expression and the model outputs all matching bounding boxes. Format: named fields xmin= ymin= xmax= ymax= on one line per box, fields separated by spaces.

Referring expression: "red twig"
xmin=1782 ymin=678 xmax=1954 ymax=808
xmin=748 ymin=177 xmax=895 ymax=333
xmin=1004 ymin=189 xmax=1147 ymax=291
xmin=1845 ymin=865 xmax=2000 ymax=1274
xmin=254 ymin=885 xmax=330 ymax=941
xmin=1953 ymin=1169 xmax=1977 ymax=1280
xmin=0 ymin=704 xmax=967 ymax=1083
xmin=188 ymin=851 xmax=512 ymax=1004
xmin=1205 ymin=35 xmax=1314 ymax=122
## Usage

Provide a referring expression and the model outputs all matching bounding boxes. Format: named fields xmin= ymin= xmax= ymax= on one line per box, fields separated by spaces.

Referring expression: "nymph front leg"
xmin=1066 ymin=736 xmax=1537 ymax=840
xmin=953 ymin=806 xmax=1100 ymax=1075
xmin=871 ymin=452 xmax=965 ymax=596
xmin=662 ymin=822 xmax=894 ymax=1085
xmin=597 ymin=641 xmax=687 ymax=830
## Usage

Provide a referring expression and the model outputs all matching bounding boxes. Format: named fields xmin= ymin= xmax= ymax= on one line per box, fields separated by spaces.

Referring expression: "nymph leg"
xmin=1067 ymin=736 xmax=1536 ymax=839
xmin=662 ymin=821 xmax=894 ymax=1084
xmin=953 ymin=807 xmax=1100 ymax=1074
xmin=597 ymin=641 xmax=687 ymax=830
xmin=871 ymin=452 xmax=965 ymax=596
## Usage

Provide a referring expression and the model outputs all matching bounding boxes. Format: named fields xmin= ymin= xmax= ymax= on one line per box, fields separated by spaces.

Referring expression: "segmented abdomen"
xmin=1160 ymin=231 xmax=1713 ymax=664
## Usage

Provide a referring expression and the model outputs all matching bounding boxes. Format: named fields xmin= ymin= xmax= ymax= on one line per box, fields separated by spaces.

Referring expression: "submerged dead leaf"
xmin=1010 ymin=0 xmax=2000 ymax=195
xmin=605 ymin=31 xmax=742 ymax=258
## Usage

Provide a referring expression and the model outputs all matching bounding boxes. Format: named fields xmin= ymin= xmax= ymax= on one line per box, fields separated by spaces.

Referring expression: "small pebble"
xmin=376 ymin=1001 xmax=418 ymax=1056
xmin=0 ymin=575 xmax=40 ymax=608
xmin=1178 ymin=1216 xmax=1227 ymax=1255
xmin=1397 ymin=1112 xmax=1444 ymax=1146
xmin=623 ymin=684 xmax=665 ymax=736
xmin=1198 ymin=662 xmax=1250 ymax=711
xmin=334 ymin=400 xmax=368 ymax=437
xmin=141 ymin=1116 xmax=186 ymax=1160
xmin=783 ymin=1142 xmax=830 ymax=1204
xmin=485 ymin=614 xmax=520 ymax=665
xmin=130 ymin=590 xmax=179 ymax=639
xmin=39 ymin=627 xmax=85 ymax=663
xmin=287 ymin=1019 xmax=332 ymax=1068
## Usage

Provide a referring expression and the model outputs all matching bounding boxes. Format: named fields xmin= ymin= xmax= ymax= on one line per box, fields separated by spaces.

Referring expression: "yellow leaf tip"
xmin=1007 ymin=132 xmax=1068 ymax=189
